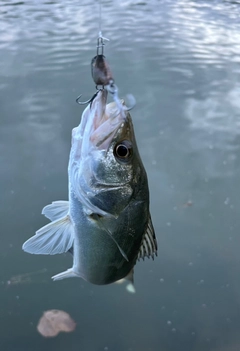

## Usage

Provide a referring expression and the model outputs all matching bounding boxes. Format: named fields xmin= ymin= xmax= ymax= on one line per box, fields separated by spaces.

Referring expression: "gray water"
xmin=1 ymin=0 xmax=240 ymax=350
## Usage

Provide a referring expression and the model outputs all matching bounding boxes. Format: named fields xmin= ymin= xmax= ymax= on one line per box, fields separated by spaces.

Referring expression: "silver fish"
xmin=22 ymin=89 xmax=157 ymax=285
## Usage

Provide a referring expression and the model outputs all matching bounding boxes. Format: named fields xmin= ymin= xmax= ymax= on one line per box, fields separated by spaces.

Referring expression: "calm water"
xmin=1 ymin=0 xmax=240 ymax=350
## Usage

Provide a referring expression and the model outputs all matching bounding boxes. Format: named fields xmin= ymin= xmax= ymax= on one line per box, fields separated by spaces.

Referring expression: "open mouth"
xmin=90 ymin=90 xmax=126 ymax=150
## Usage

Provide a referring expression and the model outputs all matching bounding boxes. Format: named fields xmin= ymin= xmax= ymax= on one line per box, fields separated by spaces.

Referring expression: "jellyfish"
xmin=37 ymin=310 xmax=76 ymax=337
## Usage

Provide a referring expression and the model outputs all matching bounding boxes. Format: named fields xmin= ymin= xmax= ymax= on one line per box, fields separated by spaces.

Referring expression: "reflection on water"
xmin=1 ymin=0 xmax=240 ymax=350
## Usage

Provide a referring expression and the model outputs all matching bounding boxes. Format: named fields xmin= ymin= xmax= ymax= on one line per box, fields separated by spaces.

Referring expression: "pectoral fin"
xmin=42 ymin=201 xmax=69 ymax=221
xmin=93 ymin=214 xmax=129 ymax=261
xmin=22 ymin=215 xmax=74 ymax=255
xmin=138 ymin=215 xmax=158 ymax=261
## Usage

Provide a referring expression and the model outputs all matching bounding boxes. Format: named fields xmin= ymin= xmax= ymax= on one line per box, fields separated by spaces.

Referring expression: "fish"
xmin=22 ymin=89 xmax=157 ymax=286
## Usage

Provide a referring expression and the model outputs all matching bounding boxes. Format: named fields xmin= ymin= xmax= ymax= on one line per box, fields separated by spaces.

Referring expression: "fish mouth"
xmin=89 ymin=90 xmax=127 ymax=150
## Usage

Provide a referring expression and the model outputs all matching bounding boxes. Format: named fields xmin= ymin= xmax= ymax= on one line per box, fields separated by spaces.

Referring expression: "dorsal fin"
xmin=138 ymin=215 xmax=158 ymax=261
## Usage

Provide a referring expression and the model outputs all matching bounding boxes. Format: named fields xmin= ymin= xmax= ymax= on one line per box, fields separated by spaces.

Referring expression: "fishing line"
xmin=99 ymin=0 xmax=102 ymax=37
xmin=76 ymin=0 xmax=135 ymax=111
xmin=97 ymin=0 xmax=109 ymax=56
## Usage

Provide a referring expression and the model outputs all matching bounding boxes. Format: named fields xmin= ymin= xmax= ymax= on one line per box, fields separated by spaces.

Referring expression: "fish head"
xmin=70 ymin=89 xmax=147 ymax=217
xmin=90 ymin=97 xmax=135 ymax=185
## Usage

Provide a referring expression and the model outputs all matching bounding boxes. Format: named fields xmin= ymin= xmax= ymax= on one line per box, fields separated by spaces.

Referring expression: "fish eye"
xmin=114 ymin=140 xmax=132 ymax=162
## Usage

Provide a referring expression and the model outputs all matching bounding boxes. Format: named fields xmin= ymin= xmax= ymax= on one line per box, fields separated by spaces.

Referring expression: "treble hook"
xmin=76 ymin=32 xmax=135 ymax=111
xmin=123 ymin=94 xmax=136 ymax=112
xmin=76 ymin=90 xmax=100 ymax=105
xmin=106 ymin=81 xmax=136 ymax=111
xmin=76 ymin=33 xmax=111 ymax=106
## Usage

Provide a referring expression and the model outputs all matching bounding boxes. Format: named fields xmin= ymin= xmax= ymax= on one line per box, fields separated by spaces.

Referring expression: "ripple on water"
xmin=16 ymin=90 xmax=63 ymax=146
xmin=185 ymin=84 xmax=240 ymax=139
xmin=184 ymin=83 xmax=240 ymax=178
xmin=167 ymin=0 xmax=240 ymax=67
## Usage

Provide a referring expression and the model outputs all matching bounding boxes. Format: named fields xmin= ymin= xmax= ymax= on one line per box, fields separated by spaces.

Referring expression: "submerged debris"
xmin=6 ymin=268 xmax=47 ymax=287
xmin=37 ymin=310 xmax=76 ymax=337
xmin=183 ymin=200 xmax=193 ymax=208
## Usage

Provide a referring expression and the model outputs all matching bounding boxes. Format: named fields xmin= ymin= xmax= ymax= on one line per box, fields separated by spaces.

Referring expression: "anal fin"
xmin=115 ymin=268 xmax=136 ymax=293
xmin=52 ymin=268 xmax=80 ymax=281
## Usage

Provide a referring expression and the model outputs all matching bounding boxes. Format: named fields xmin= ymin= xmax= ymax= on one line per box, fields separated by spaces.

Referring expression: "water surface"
xmin=1 ymin=1 xmax=240 ymax=350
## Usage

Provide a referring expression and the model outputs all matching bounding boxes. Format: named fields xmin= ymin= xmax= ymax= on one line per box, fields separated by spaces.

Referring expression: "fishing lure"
xmin=76 ymin=33 xmax=135 ymax=112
